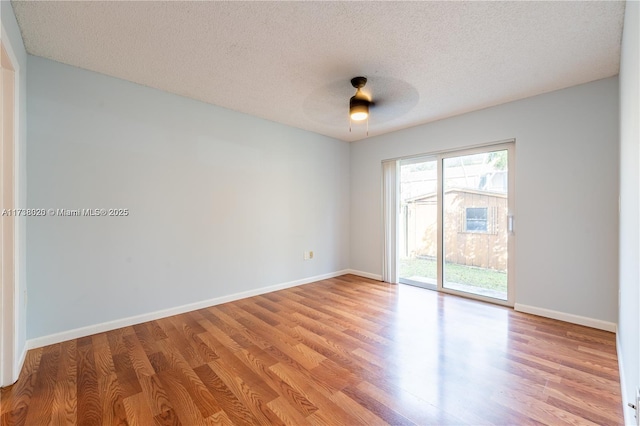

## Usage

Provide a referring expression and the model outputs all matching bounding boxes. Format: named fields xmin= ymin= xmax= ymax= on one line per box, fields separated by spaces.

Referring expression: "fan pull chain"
xmin=349 ymin=117 xmax=369 ymax=135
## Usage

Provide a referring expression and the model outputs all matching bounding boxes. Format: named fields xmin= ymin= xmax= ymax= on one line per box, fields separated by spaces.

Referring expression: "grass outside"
xmin=400 ymin=257 xmax=507 ymax=292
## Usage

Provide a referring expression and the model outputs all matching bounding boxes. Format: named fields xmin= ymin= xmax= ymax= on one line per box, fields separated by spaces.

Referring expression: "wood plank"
xmin=133 ymin=323 xmax=161 ymax=356
xmin=206 ymin=360 xmax=284 ymax=425
xmin=157 ymin=368 xmax=208 ymax=426
xmin=355 ymin=380 xmax=466 ymax=425
xmin=153 ymin=408 xmax=182 ymax=426
xmin=91 ymin=333 xmax=115 ymax=378
xmin=123 ymin=391 xmax=154 ymax=426
xmin=138 ymin=374 xmax=173 ymax=417
xmin=268 ymin=362 xmax=363 ymax=425
xmin=267 ymin=396 xmax=313 ymax=425
xmin=21 ymin=344 xmax=61 ymax=426
xmin=97 ymin=372 xmax=127 ymax=425
xmin=123 ymin=334 xmax=156 ymax=379
xmin=193 ymin=363 xmax=259 ymax=425
xmin=154 ymin=340 xmax=222 ymax=418
xmin=49 ymin=339 xmax=77 ymax=425
xmin=233 ymin=345 xmax=318 ymax=417
xmin=76 ymin=338 xmax=102 ymax=426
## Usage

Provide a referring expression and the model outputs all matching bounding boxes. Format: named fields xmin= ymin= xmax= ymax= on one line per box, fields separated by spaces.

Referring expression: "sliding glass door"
xmin=396 ymin=143 xmax=515 ymax=306
xmin=442 ymin=149 xmax=511 ymax=301
xmin=399 ymin=157 xmax=438 ymax=290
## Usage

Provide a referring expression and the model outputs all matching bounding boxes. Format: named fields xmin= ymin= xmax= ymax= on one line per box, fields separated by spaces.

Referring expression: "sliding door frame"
xmin=437 ymin=142 xmax=515 ymax=307
xmin=393 ymin=139 xmax=516 ymax=307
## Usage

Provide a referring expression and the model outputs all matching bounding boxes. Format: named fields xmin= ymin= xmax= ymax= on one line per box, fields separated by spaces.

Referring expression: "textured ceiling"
xmin=11 ymin=1 xmax=625 ymax=142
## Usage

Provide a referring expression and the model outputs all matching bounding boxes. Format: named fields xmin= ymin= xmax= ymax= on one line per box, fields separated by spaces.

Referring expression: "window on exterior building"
xmin=465 ymin=207 xmax=488 ymax=232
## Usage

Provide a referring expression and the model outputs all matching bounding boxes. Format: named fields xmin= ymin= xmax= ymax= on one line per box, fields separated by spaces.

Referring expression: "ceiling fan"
xmin=300 ymin=75 xmax=418 ymax=138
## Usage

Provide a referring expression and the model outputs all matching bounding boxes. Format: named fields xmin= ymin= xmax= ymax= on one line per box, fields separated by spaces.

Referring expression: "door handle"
xmin=508 ymin=215 xmax=514 ymax=234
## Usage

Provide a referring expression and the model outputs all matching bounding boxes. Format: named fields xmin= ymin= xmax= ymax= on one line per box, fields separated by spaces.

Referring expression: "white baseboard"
xmin=346 ymin=269 xmax=383 ymax=281
xmin=514 ymin=303 xmax=617 ymax=332
xmin=26 ymin=270 xmax=351 ymax=350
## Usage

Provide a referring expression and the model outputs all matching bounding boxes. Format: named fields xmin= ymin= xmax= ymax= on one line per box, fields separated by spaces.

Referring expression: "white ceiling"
xmin=11 ymin=1 xmax=625 ymax=142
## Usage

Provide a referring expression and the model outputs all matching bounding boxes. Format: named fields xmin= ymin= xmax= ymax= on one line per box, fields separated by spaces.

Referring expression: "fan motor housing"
xmin=350 ymin=96 xmax=369 ymax=110
xmin=351 ymin=76 xmax=367 ymax=89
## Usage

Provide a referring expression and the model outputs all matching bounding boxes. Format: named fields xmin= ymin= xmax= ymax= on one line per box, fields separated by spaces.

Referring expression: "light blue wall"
xmin=1 ymin=0 xmax=28 ymax=381
xmin=618 ymin=0 xmax=640 ymax=422
xmin=26 ymin=56 xmax=350 ymax=339
xmin=350 ymin=77 xmax=620 ymax=324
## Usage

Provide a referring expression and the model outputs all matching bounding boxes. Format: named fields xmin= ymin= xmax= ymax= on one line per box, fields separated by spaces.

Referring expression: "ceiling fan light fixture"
xmin=350 ymin=96 xmax=369 ymax=121
xmin=348 ymin=76 xmax=371 ymax=135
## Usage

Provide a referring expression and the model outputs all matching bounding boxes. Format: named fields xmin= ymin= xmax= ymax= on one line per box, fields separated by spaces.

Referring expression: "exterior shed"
xmin=402 ymin=188 xmax=508 ymax=271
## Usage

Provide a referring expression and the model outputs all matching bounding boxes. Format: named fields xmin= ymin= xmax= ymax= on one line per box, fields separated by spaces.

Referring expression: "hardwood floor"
xmin=1 ymin=275 xmax=624 ymax=425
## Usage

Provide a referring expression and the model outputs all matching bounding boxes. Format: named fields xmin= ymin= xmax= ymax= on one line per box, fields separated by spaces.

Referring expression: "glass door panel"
xmin=399 ymin=157 xmax=438 ymax=290
xmin=442 ymin=150 xmax=509 ymax=300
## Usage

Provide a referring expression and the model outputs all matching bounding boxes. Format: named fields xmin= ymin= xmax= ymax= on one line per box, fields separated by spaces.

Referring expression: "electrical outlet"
xmin=303 ymin=251 xmax=310 ymax=261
